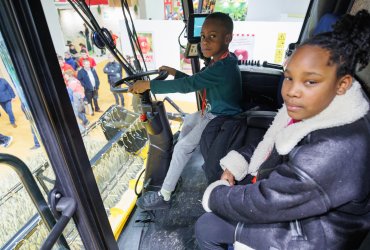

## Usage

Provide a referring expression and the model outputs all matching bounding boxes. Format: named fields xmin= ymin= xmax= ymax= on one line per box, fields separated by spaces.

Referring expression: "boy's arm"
xmin=130 ymin=62 xmax=228 ymax=94
xmin=151 ymin=63 xmax=225 ymax=94
xmin=77 ymin=71 xmax=85 ymax=87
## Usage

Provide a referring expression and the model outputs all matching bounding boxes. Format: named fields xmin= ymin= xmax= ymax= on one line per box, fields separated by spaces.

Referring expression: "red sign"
xmin=55 ymin=0 xmax=108 ymax=5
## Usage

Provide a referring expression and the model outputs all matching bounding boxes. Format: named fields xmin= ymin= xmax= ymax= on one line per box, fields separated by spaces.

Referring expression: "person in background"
xmin=77 ymin=60 xmax=102 ymax=115
xmin=21 ymin=103 xmax=40 ymax=150
xmin=103 ymin=53 xmax=124 ymax=106
xmin=78 ymin=51 xmax=96 ymax=68
xmin=0 ymin=77 xmax=17 ymax=128
xmin=79 ymin=43 xmax=88 ymax=54
xmin=83 ymin=23 xmax=92 ymax=52
xmin=196 ymin=10 xmax=370 ymax=250
xmin=110 ymin=30 xmax=119 ymax=46
xmin=68 ymin=43 xmax=79 ymax=59
xmin=58 ymin=55 xmax=75 ymax=76
xmin=0 ymin=132 xmax=12 ymax=148
xmin=64 ymin=70 xmax=89 ymax=127
xmin=64 ymin=51 xmax=78 ymax=70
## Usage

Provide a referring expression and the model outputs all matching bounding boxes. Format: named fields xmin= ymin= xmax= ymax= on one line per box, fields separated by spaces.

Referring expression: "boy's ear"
xmin=336 ymin=74 xmax=353 ymax=95
xmin=225 ymin=33 xmax=232 ymax=44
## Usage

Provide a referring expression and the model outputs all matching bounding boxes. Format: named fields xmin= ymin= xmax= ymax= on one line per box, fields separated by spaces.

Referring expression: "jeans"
xmin=161 ymin=111 xmax=215 ymax=192
xmin=112 ymin=92 xmax=124 ymax=106
xmin=195 ymin=212 xmax=236 ymax=250
xmin=85 ymin=90 xmax=100 ymax=111
xmin=0 ymin=101 xmax=15 ymax=124
xmin=31 ymin=127 xmax=40 ymax=147
xmin=77 ymin=112 xmax=88 ymax=125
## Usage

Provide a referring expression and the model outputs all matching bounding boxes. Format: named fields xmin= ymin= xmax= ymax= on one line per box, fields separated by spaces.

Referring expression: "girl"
xmin=196 ymin=10 xmax=370 ymax=250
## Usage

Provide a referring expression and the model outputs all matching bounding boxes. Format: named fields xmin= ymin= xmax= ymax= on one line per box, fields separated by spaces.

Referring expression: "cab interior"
xmin=0 ymin=0 xmax=369 ymax=249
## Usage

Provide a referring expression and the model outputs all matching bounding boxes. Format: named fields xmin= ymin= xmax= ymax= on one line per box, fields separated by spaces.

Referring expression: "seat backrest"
xmin=239 ymin=64 xmax=283 ymax=111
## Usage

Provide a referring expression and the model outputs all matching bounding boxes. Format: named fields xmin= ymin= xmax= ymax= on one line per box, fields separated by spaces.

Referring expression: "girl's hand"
xmin=129 ymin=80 xmax=150 ymax=94
xmin=159 ymin=65 xmax=176 ymax=76
xmin=220 ymin=169 xmax=235 ymax=186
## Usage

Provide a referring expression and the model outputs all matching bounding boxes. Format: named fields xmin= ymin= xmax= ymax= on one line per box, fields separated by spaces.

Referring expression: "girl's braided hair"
xmin=302 ymin=9 xmax=370 ymax=77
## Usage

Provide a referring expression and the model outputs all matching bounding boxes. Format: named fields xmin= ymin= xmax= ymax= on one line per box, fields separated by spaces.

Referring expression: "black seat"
xmin=200 ymin=110 xmax=275 ymax=183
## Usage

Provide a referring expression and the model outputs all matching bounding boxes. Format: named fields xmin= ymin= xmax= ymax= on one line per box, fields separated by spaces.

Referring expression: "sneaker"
xmin=30 ymin=145 xmax=40 ymax=150
xmin=95 ymin=109 xmax=103 ymax=112
xmin=3 ymin=136 xmax=13 ymax=148
xmin=136 ymin=191 xmax=171 ymax=210
xmin=11 ymin=123 xmax=17 ymax=128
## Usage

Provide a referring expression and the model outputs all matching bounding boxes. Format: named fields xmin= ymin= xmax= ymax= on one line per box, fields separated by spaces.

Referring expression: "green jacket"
xmin=150 ymin=53 xmax=243 ymax=116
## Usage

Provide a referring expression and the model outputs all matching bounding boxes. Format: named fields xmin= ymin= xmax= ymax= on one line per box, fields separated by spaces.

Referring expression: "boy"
xmin=130 ymin=12 xmax=243 ymax=210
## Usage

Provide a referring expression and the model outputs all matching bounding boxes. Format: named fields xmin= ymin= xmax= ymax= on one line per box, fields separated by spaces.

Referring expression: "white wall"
xmin=138 ymin=0 xmax=164 ymax=20
xmin=247 ymin=0 xmax=310 ymax=21
xmin=41 ymin=0 xmax=66 ymax=56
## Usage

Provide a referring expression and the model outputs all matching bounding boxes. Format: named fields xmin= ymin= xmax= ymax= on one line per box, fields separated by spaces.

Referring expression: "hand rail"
xmin=0 ymin=153 xmax=70 ymax=249
xmin=163 ymin=96 xmax=186 ymax=117
xmin=40 ymin=197 xmax=77 ymax=250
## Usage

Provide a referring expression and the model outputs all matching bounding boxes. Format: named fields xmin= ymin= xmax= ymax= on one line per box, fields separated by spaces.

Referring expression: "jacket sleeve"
xmin=219 ymin=143 xmax=257 ymax=181
xmin=208 ymin=137 xmax=363 ymax=224
xmin=103 ymin=64 xmax=109 ymax=74
xmin=150 ymin=63 xmax=226 ymax=94
xmin=93 ymin=70 xmax=100 ymax=89
xmin=6 ymin=82 xmax=16 ymax=99
xmin=77 ymin=71 xmax=85 ymax=88
xmin=174 ymin=70 xmax=189 ymax=79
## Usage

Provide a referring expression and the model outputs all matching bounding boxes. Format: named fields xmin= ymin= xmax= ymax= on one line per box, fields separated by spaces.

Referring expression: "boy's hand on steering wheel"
xmin=129 ymin=80 xmax=150 ymax=94
xmin=159 ymin=65 xmax=176 ymax=76
xmin=221 ymin=169 xmax=235 ymax=186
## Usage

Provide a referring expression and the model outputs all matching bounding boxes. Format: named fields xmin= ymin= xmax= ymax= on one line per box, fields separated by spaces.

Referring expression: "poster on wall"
xmin=274 ymin=32 xmax=286 ymax=64
xmin=136 ymin=32 xmax=156 ymax=70
xmin=201 ymin=0 xmax=216 ymax=13
xmin=164 ymin=0 xmax=183 ymax=20
xmin=214 ymin=0 xmax=248 ymax=21
xmin=229 ymin=33 xmax=255 ymax=61
xmin=179 ymin=47 xmax=192 ymax=75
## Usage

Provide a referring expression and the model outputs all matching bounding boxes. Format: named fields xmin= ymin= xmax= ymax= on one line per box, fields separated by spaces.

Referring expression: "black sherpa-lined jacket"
xmin=203 ymin=81 xmax=370 ymax=250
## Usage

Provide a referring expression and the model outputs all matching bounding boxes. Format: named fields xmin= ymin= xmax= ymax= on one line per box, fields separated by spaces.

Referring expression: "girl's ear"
xmin=336 ymin=74 xmax=353 ymax=95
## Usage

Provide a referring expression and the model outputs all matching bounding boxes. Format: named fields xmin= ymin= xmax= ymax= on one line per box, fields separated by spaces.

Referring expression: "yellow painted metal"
xmin=108 ymin=143 xmax=148 ymax=239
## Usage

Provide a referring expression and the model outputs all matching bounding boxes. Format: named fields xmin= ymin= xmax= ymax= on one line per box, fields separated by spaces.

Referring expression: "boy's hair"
xmin=302 ymin=9 xmax=370 ymax=77
xmin=205 ymin=12 xmax=233 ymax=34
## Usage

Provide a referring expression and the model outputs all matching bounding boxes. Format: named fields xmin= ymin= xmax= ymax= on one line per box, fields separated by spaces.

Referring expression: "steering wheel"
xmin=110 ymin=70 xmax=169 ymax=93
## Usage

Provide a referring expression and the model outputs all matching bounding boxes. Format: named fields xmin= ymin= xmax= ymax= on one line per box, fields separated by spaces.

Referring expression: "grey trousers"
xmin=162 ymin=111 xmax=216 ymax=192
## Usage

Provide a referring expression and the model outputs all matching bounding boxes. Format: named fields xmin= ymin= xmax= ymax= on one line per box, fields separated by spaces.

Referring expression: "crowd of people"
xmin=1 ymin=42 xmax=126 ymax=149
xmin=57 ymin=47 xmax=126 ymax=133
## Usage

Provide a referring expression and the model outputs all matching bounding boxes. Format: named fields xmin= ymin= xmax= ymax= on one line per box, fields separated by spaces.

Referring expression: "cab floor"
xmin=118 ymin=148 xmax=208 ymax=250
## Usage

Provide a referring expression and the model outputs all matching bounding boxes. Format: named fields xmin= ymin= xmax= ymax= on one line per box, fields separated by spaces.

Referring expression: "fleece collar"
xmin=248 ymin=81 xmax=369 ymax=175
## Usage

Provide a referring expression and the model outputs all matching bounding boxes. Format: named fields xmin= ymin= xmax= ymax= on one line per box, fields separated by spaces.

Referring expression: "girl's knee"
xmin=195 ymin=213 xmax=218 ymax=241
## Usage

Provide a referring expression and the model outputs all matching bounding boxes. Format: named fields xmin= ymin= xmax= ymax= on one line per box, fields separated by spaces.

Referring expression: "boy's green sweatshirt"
xmin=150 ymin=53 xmax=243 ymax=116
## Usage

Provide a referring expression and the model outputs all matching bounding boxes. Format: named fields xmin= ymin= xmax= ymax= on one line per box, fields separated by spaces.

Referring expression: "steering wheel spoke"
xmin=111 ymin=70 xmax=168 ymax=93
